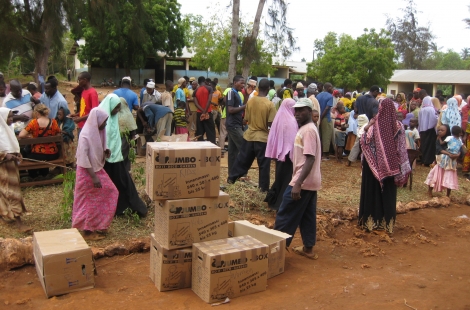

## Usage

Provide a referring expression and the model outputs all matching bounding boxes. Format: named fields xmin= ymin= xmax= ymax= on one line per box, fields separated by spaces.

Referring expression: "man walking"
xmin=274 ymin=97 xmax=322 ymax=259
xmin=227 ymin=79 xmax=277 ymax=192
xmin=316 ymin=82 xmax=334 ymax=160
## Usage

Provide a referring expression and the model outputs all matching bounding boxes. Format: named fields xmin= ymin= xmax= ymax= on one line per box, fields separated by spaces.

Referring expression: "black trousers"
xmin=196 ymin=112 xmax=216 ymax=144
xmin=228 ymin=140 xmax=270 ymax=192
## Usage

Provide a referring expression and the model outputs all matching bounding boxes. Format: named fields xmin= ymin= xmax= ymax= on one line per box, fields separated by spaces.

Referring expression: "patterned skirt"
xmin=72 ymin=166 xmax=118 ymax=231
xmin=0 ymin=159 xmax=26 ymax=220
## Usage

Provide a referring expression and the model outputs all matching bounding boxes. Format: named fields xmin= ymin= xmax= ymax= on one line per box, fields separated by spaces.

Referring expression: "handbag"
xmin=23 ymin=119 xmax=52 ymax=155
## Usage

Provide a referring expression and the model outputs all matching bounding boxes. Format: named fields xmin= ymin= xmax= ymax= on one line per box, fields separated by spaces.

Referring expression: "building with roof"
xmin=387 ymin=70 xmax=470 ymax=97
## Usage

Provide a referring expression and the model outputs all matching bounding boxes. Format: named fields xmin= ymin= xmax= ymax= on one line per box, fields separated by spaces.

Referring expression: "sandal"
xmin=83 ymin=232 xmax=105 ymax=241
xmin=292 ymin=246 xmax=318 ymax=260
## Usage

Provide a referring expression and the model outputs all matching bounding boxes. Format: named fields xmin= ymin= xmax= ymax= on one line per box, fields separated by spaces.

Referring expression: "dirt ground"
xmin=2 ymin=203 xmax=470 ymax=309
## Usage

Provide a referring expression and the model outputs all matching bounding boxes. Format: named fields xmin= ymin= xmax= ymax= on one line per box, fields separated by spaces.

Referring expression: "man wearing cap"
xmin=227 ymin=79 xmax=276 ymax=191
xmin=142 ymin=81 xmax=162 ymax=104
xmin=274 ymin=97 xmax=321 ymax=260
xmin=175 ymin=77 xmax=187 ymax=111
xmin=139 ymin=78 xmax=150 ymax=105
xmin=293 ymin=82 xmax=304 ymax=101
xmin=33 ymin=76 xmax=68 ymax=119
xmin=188 ymin=77 xmax=196 ymax=90
xmin=114 ymin=77 xmax=139 ymax=111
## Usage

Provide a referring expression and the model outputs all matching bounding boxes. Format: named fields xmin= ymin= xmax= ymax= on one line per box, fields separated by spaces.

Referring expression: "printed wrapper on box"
xmin=145 ymin=142 xmax=221 ymax=200
xmin=192 ymin=236 xmax=269 ymax=304
xmin=227 ymin=220 xmax=290 ymax=279
xmin=33 ymin=229 xmax=95 ymax=298
xmin=154 ymin=191 xmax=229 ymax=250
xmin=149 ymin=233 xmax=192 ymax=292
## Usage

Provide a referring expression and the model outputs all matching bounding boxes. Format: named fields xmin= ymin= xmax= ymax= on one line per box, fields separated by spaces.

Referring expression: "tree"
xmin=461 ymin=48 xmax=470 ymax=60
xmin=307 ymin=29 xmax=397 ymax=90
xmin=0 ymin=0 xmax=82 ymax=83
xmin=386 ymin=0 xmax=435 ymax=69
xmin=423 ymin=50 xmax=466 ymax=70
xmin=227 ymin=0 xmax=296 ymax=81
xmin=464 ymin=5 xmax=470 ymax=28
xmin=183 ymin=14 xmax=275 ymax=77
xmin=76 ymin=0 xmax=185 ymax=75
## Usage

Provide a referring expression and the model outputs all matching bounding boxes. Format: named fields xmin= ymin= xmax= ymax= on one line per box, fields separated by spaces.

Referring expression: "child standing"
xmin=404 ymin=118 xmax=420 ymax=150
xmin=334 ymin=102 xmax=348 ymax=163
xmin=56 ymin=106 xmax=76 ymax=167
xmin=174 ymin=100 xmax=190 ymax=141
xmin=425 ymin=125 xmax=460 ymax=197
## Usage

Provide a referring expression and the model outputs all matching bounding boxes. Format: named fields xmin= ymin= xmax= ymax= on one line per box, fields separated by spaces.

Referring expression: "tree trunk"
xmin=33 ymin=5 xmax=54 ymax=86
xmin=228 ymin=0 xmax=241 ymax=84
xmin=241 ymin=0 xmax=266 ymax=78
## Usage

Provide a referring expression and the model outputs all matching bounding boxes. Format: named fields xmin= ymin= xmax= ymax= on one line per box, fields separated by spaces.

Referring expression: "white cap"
xmin=293 ymin=98 xmax=313 ymax=109
xmin=146 ymin=82 xmax=155 ymax=88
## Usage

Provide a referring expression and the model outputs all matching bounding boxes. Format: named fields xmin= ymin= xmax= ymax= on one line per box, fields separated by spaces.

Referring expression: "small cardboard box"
xmin=192 ymin=236 xmax=269 ymax=303
xmin=228 ymin=220 xmax=290 ymax=279
xmin=146 ymin=142 xmax=221 ymax=200
xmin=149 ymin=233 xmax=192 ymax=292
xmin=33 ymin=229 xmax=95 ymax=297
xmin=154 ymin=191 xmax=229 ymax=250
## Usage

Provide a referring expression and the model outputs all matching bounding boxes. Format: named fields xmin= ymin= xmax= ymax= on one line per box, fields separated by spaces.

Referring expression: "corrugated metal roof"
xmin=285 ymin=61 xmax=308 ymax=74
xmin=390 ymin=70 xmax=470 ymax=84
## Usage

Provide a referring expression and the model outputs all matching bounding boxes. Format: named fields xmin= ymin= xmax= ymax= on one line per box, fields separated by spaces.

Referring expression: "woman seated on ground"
xmin=99 ymin=94 xmax=148 ymax=217
xmin=72 ymin=107 xmax=118 ymax=241
xmin=56 ymin=106 xmax=76 ymax=167
xmin=0 ymin=108 xmax=31 ymax=232
xmin=18 ymin=104 xmax=60 ymax=178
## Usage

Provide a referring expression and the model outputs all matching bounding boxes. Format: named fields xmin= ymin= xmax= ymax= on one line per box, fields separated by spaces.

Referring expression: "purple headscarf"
xmin=418 ymin=96 xmax=438 ymax=132
xmin=265 ymin=99 xmax=298 ymax=161
xmin=402 ymin=113 xmax=414 ymax=127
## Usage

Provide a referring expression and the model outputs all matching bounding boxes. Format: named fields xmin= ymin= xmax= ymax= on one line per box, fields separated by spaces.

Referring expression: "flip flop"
xmin=292 ymin=246 xmax=318 ymax=260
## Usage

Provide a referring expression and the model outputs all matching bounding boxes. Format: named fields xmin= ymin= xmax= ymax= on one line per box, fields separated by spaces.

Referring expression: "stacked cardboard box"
xmin=145 ymin=141 xmax=291 ymax=303
xmin=146 ymin=142 xmax=229 ymax=292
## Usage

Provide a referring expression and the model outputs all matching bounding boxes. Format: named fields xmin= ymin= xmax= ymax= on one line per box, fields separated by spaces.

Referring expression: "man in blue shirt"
xmin=114 ymin=77 xmax=139 ymax=111
xmin=316 ymin=82 xmax=334 ymax=160
xmin=34 ymin=77 xmax=68 ymax=118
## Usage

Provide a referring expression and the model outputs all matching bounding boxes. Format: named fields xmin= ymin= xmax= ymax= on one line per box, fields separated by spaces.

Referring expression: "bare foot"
xmin=15 ymin=217 xmax=32 ymax=233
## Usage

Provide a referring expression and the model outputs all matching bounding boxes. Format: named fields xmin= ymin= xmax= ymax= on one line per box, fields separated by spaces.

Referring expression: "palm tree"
xmin=461 ymin=48 xmax=470 ymax=60
xmin=464 ymin=5 xmax=470 ymax=28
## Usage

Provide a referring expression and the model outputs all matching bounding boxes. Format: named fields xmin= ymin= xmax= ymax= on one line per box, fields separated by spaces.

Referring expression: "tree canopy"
xmin=75 ymin=0 xmax=185 ymax=73
xmin=386 ymin=0 xmax=435 ymax=69
xmin=307 ymin=29 xmax=397 ymax=90
xmin=183 ymin=14 xmax=275 ymax=77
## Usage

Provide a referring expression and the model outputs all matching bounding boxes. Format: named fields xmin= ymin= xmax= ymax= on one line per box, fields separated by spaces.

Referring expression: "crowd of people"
xmin=0 ymin=71 xmax=468 ymax=258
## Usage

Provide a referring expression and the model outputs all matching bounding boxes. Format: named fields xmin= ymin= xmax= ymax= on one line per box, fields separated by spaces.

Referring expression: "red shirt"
xmin=194 ymin=86 xmax=212 ymax=113
xmin=78 ymin=88 xmax=99 ymax=128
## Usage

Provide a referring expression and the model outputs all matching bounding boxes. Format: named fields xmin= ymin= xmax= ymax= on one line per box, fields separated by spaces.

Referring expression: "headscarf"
xmin=418 ymin=96 xmax=438 ymax=132
xmin=118 ymin=97 xmax=137 ymax=133
xmin=440 ymin=98 xmax=461 ymax=130
xmin=75 ymin=108 xmax=108 ymax=172
xmin=0 ymin=107 xmax=20 ymax=154
xmin=333 ymin=90 xmax=340 ymax=97
xmin=265 ymin=98 xmax=298 ymax=162
xmin=360 ymin=98 xmax=411 ymax=187
xmin=454 ymin=95 xmax=463 ymax=107
xmin=56 ymin=106 xmax=75 ymax=143
xmin=346 ymin=110 xmax=358 ymax=135
xmin=465 ymin=96 xmax=470 ymax=133
xmin=402 ymin=113 xmax=414 ymax=127
xmin=99 ymin=94 xmax=123 ymax=163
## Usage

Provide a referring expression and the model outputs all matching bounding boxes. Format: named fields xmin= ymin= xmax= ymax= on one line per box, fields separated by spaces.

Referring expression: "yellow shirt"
xmin=172 ymin=85 xmax=190 ymax=98
xmin=243 ymin=96 xmax=277 ymax=143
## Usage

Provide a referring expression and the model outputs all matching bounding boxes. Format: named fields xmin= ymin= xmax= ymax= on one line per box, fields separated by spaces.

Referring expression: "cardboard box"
xmin=228 ymin=220 xmax=290 ymax=279
xmin=154 ymin=191 xmax=229 ymax=249
xmin=33 ymin=229 xmax=95 ymax=297
xmin=149 ymin=233 xmax=192 ymax=292
xmin=146 ymin=142 xmax=221 ymax=200
xmin=192 ymin=236 xmax=269 ymax=303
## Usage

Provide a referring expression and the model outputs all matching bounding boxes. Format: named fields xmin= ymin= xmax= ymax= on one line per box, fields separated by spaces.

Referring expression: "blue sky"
xmin=177 ymin=0 xmax=470 ymax=62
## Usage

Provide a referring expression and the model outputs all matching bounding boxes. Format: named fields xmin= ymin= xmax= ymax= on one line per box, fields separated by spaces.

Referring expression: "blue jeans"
xmin=274 ymin=186 xmax=317 ymax=248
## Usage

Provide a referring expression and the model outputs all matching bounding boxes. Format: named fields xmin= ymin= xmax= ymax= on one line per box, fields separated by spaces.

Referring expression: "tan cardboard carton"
xmin=192 ymin=236 xmax=269 ymax=303
xmin=33 ymin=229 xmax=95 ymax=297
xmin=149 ymin=233 xmax=192 ymax=292
xmin=228 ymin=220 xmax=290 ymax=279
xmin=154 ymin=191 xmax=229 ymax=250
xmin=146 ymin=142 xmax=221 ymax=200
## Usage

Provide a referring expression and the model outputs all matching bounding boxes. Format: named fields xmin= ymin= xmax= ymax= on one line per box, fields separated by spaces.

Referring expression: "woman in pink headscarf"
xmin=72 ymin=107 xmax=118 ymax=241
xmin=264 ymin=98 xmax=298 ymax=210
